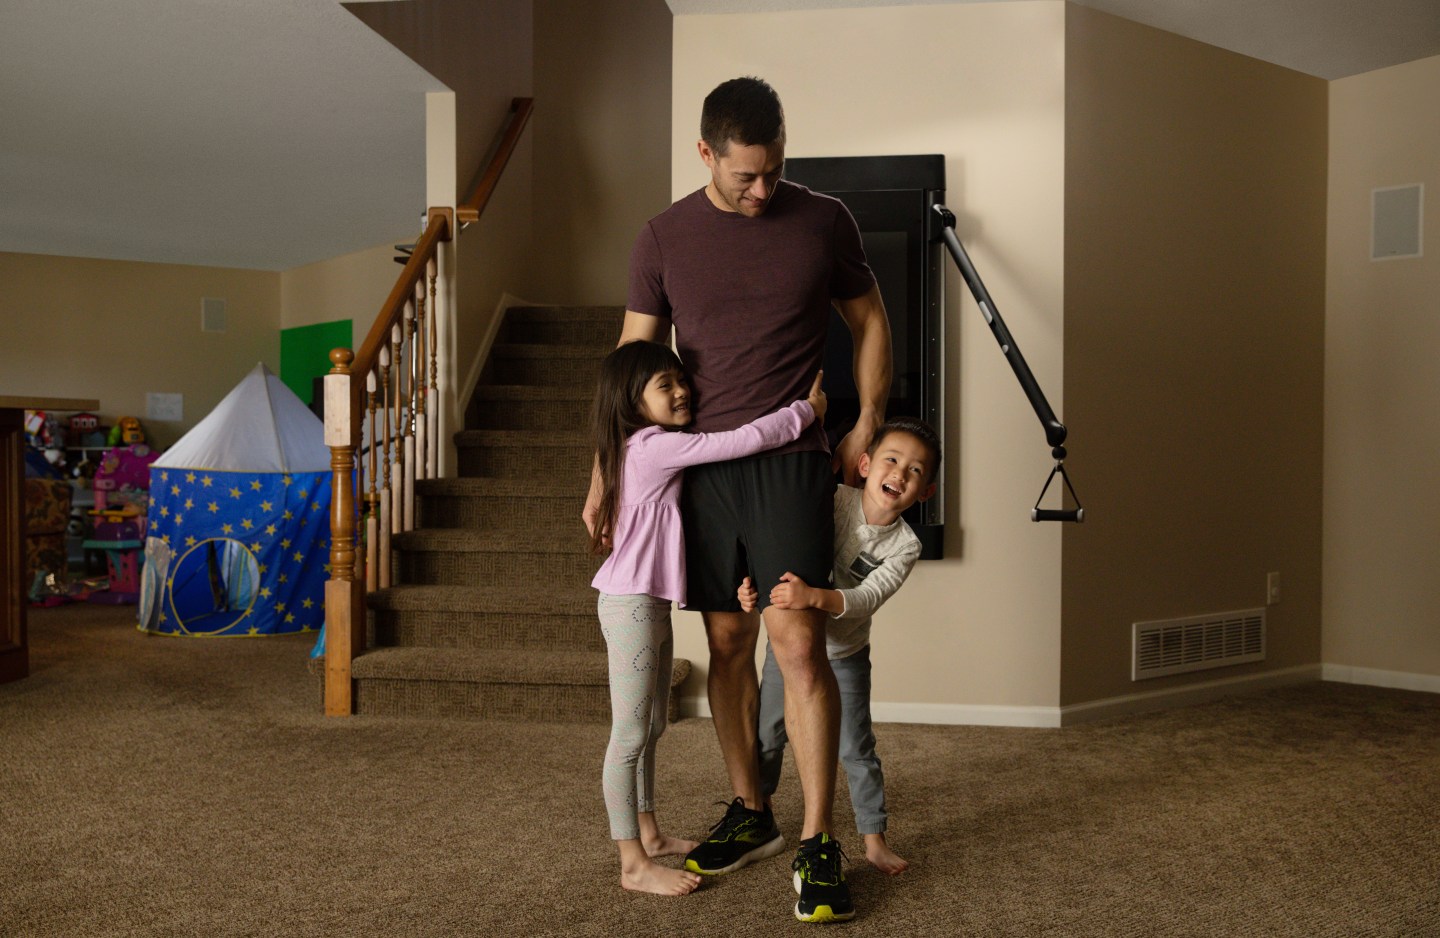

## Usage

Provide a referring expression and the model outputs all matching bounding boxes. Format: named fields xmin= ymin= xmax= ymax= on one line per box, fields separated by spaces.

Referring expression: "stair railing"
xmin=323 ymin=207 xmax=452 ymax=717
xmin=322 ymin=97 xmax=534 ymax=717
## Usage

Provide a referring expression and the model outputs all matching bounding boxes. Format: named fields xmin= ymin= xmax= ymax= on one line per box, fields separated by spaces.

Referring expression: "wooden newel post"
xmin=324 ymin=348 xmax=360 ymax=716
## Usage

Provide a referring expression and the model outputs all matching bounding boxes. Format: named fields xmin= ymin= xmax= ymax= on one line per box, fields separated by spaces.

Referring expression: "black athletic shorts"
xmin=681 ymin=451 xmax=834 ymax=612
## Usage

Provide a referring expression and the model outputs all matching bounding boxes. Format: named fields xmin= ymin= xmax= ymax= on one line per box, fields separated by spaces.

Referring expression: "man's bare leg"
xmin=702 ymin=609 xmax=763 ymax=807
xmin=683 ymin=609 xmax=788 ymax=877
xmin=762 ymin=605 xmax=839 ymax=839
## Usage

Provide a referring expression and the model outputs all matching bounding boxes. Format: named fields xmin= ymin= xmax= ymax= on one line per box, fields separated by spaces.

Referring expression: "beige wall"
xmin=0 ymin=252 xmax=280 ymax=450
xmin=532 ymin=0 xmax=673 ymax=305
xmin=1325 ymin=54 xmax=1440 ymax=686
xmin=671 ymin=2 xmax=1069 ymax=714
xmin=345 ymin=0 xmax=536 ymax=392
xmin=280 ymin=239 xmax=413 ymax=348
xmin=1061 ymin=7 xmax=1328 ymax=707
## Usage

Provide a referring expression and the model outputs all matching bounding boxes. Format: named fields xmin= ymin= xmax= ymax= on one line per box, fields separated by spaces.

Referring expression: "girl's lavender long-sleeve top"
xmin=591 ymin=400 xmax=814 ymax=606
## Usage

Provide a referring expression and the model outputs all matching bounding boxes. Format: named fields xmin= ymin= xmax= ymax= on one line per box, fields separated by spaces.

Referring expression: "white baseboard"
xmin=1058 ymin=664 xmax=1322 ymax=725
xmin=678 ymin=663 xmax=1437 ymax=729
xmin=678 ymin=696 xmax=1060 ymax=728
xmin=1322 ymin=664 xmax=1440 ymax=694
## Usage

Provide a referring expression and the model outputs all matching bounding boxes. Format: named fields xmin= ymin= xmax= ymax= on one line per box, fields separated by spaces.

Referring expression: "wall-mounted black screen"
xmin=784 ymin=155 xmax=945 ymax=559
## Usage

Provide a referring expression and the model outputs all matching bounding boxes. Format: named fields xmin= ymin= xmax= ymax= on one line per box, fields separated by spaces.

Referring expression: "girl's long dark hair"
xmin=589 ymin=340 xmax=685 ymax=555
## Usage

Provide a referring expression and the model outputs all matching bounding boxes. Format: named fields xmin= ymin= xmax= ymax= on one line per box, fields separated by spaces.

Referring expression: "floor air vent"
xmin=1132 ymin=609 xmax=1266 ymax=680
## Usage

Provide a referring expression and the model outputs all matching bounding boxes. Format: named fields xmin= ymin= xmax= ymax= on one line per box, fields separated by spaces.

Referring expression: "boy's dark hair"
xmin=867 ymin=416 xmax=942 ymax=484
xmin=588 ymin=340 xmax=686 ymax=555
xmin=700 ymin=76 xmax=785 ymax=156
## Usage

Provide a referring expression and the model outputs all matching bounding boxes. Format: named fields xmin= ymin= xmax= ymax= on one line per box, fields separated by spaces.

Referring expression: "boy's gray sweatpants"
xmin=757 ymin=641 xmax=887 ymax=835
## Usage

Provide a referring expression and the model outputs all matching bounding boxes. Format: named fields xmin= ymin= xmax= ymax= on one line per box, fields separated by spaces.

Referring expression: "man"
xmin=584 ymin=76 xmax=891 ymax=923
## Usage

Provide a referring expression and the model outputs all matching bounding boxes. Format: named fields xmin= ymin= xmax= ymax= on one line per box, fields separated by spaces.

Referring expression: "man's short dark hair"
xmin=701 ymin=76 xmax=785 ymax=155
xmin=867 ymin=416 xmax=943 ymax=484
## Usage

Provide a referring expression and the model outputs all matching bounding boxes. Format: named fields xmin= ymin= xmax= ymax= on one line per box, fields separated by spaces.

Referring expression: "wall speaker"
xmin=201 ymin=297 xmax=228 ymax=332
xmin=1372 ymin=184 xmax=1423 ymax=260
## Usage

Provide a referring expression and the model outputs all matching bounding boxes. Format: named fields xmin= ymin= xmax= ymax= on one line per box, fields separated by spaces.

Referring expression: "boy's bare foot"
xmin=620 ymin=860 xmax=703 ymax=896
xmin=643 ymin=833 xmax=700 ymax=859
xmin=864 ymin=832 xmax=909 ymax=875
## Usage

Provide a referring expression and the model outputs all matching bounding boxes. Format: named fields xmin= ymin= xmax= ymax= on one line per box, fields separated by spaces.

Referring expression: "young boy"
xmin=738 ymin=416 xmax=940 ymax=876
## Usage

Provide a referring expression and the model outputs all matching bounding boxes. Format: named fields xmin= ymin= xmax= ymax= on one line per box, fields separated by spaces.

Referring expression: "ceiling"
xmin=3 ymin=0 xmax=1437 ymax=272
xmin=670 ymin=0 xmax=1440 ymax=82
xmin=0 ymin=0 xmax=444 ymax=271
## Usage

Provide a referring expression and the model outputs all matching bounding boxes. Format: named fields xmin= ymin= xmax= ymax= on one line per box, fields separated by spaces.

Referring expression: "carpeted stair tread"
xmin=506 ymin=305 xmax=623 ymax=321
xmin=453 ymin=429 xmax=588 ymax=447
xmin=469 ymin=384 xmax=596 ymax=402
xmin=369 ymin=583 xmax=595 ymax=616
xmin=354 ymin=646 xmax=691 ymax=688
xmin=414 ymin=476 xmax=583 ymax=498
xmin=490 ymin=342 xmax=608 ymax=360
xmin=393 ymin=528 xmax=590 ymax=554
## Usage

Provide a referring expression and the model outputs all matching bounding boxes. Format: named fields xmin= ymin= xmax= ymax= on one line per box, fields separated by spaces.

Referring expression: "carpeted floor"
xmin=3 ymin=603 xmax=1438 ymax=937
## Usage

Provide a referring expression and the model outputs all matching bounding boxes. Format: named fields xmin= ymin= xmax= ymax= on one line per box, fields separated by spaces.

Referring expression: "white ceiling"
xmin=670 ymin=0 xmax=1440 ymax=81
xmin=0 ymin=0 xmax=444 ymax=271
xmin=3 ymin=0 xmax=1437 ymax=272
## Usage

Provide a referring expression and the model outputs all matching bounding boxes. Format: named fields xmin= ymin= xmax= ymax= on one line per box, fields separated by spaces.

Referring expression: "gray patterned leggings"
xmin=597 ymin=593 xmax=674 ymax=841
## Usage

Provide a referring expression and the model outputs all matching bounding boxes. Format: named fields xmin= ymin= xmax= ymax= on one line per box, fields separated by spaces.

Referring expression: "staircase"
xmin=345 ymin=305 xmax=690 ymax=722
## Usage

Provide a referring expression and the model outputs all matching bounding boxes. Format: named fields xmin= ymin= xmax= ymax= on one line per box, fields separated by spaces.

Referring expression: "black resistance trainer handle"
xmin=1032 ymin=508 xmax=1084 ymax=523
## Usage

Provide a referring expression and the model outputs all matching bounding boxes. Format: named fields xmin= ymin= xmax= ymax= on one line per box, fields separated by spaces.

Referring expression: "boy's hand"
xmin=769 ymin=572 xmax=816 ymax=611
xmin=806 ymin=370 xmax=827 ymax=424
xmin=737 ymin=577 xmax=758 ymax=613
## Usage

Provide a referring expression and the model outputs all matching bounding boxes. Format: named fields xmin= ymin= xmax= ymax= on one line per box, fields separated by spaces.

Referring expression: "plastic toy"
xmin=108 ymin=416 xmax=145 ymax=447
xmin=69 ymin=412 xmax=100 ymax=434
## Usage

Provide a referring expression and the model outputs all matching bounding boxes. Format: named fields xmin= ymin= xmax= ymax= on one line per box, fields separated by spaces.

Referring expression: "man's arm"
xmin=833 ymin=284 xmax=892 ymax=485
xmin=617 ymin=309 xmax=670 ymax=346
xmin=583 ymin=310 xmax=673 ymax=539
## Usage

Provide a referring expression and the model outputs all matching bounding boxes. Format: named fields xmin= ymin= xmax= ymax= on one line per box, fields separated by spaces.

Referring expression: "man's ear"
xmin=857 ymin=452 xmax=871 ymax=479
xmin=697 ymin=138 xmax=716 ymax=168
xmin=917 ymin=481 xmax=937 ymax=503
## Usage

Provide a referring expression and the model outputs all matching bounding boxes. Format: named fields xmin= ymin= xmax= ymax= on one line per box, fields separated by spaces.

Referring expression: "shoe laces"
xmin=793 ymin=835 xmax=848 ymax=886
xmin=707 ymin=797 xmax=758 ymax=838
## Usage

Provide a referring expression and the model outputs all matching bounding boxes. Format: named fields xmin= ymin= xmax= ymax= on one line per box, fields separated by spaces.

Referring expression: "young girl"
xmin=588 ymin=339 xmax=826 ymax=897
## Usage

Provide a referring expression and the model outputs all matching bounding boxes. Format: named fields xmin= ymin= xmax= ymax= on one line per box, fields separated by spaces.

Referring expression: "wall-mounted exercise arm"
xmin=934 ymin=205 xmax=1065 ymax=449
xmin=933 ymin=204 xmax=1084 ymax=522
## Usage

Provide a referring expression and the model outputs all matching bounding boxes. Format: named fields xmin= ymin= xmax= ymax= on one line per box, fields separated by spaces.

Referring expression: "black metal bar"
xmin=933 ymin=205 xmax=1066 ymax=450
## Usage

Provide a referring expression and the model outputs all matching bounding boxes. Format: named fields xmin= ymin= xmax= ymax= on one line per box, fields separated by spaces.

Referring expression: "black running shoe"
xmin=792 ymin=833 xmax=854 ymax=923
xmin=683 ymin=797 xmax=786 ymax=875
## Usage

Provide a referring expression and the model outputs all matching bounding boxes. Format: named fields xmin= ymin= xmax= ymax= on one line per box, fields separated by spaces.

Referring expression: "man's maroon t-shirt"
xmin=627 ymin=180 xmax=875 ymax=456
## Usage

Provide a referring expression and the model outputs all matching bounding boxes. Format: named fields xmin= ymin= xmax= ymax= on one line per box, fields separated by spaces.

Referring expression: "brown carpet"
xmin=3 ymin=603 xmax=1438 ymax=937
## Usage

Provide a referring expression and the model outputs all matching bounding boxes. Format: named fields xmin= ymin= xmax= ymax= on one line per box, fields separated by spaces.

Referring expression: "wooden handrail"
xmin=456 ymin=97 xmax=534 ymax=225
xmin=352 ymin=207 xmax=453 ymax=380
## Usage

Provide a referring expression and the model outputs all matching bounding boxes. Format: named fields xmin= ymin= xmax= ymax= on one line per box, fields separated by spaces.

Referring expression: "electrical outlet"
xmin=1266 ymin=571 xmax=1281 ymax=605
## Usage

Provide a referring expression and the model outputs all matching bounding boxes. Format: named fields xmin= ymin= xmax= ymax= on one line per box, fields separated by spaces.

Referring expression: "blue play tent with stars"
xmin=139 ymin=363 xmax=331 ymax=638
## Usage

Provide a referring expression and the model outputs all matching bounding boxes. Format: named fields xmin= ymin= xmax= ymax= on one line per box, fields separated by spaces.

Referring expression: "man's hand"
xmin=737 ymin=577 xmax=759 ymax=613
xmin=833 ymin=412 xmax=880 ymax=486
xmin=769 ymin=572 xmax=817 ymax=611
xmin=833 ymin=284 xmax=891 ymax=486
xmin=582 ymin=458 xmax=610 ymax=548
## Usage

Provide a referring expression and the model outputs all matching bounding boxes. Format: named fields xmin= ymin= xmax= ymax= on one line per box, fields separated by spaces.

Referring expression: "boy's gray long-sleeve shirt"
xmin=826 ymin=484 xmax=922 ymax=660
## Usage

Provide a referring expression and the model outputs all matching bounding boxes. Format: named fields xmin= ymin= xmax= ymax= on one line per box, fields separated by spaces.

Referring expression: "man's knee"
xmin=765 ymin=609 xmax=827 ymax=678
xmin=704 ymin=610 xmax=760 ymax=662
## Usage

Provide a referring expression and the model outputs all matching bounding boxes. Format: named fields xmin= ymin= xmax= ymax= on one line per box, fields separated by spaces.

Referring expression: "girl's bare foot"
xmin=643 ymin=833 xmax=699 ymax=858
xmin=864 ymin=832 xmax=909 ymax=875
xmin=620 ymin=860 xmax=703 ymax=896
